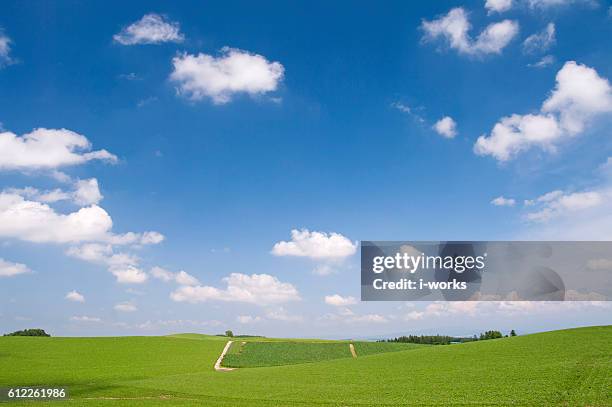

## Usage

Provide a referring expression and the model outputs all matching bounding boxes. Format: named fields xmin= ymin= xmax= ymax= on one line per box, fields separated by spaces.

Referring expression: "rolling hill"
xmin=0 ymin=326 xmax=610 ymax=406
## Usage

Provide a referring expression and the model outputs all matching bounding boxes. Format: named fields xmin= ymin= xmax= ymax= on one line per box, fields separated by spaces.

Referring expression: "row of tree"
xmin=4 ymin=329 xmax=50 ymax=337
xmin=383 ymin=330 xmax=517 ymax=345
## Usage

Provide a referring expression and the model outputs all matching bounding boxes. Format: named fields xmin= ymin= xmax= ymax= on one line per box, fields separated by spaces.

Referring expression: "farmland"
xmin=0 ymin=326 xmax=610 ymax=406
xmin=221 ymin=341 xmax=422 ymax=367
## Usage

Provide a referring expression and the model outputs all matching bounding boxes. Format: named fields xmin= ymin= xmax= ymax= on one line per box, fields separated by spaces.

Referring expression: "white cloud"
xmin=347 ymin=314 xmax=388 ymax=323
xmin=150 ymin=266 xmax=199 ymax=286
xmin=0 ymin=128 xmax=117 ymax=171
xmin=525 ymin=190 xmax=604 ymax=222
xmin=475 ymin=113 xmax=561 ymax=161
xmin=421 ymin=8 xmax=519 ymax=56
xmin=265 ymin=307 xmax=303 ymax=322
xmin=114 ymin=13 xmax=184 ymax=45
xmin=271 ymin=229 xmax=357 ymax=260
xmin=109 ymin=231 xmax=165 ymax=246
xmin=523 ymin=23 xmax=556 ymax=54
xmin=391 ymin=102 xmax=426 ymax=123
xmin=67 ymin=243 xmax=115 ymax=263
xmin=542 ymin=61 xmax=612 ymax=134
xmin=67 ymin=244 xmax=150 ymax=284
xmin=473 ymin=20 xmax=520 ymax=54
xmin=475 ymin=61 xmax=612 ymax=161
xmin=170 ymin=47 xmax=284 ymax=104
xmin=65 ymin=290 xmax=85 ymax=302
xmin=0 ymin=30 xmax=14 ymax=67
xmin=170 ymin=273 xmax=300 ymax=305
xmin=237 ymin=315 xmax=261 ymax=324
xmin=521 ymin=158 xmax=612 ymax=239
xmin=114 ymin=301 xmax=137 ymax=312
xmin=6 ymin=178 xmax=102 ymax=206
xmin=405 ymin=310 xmax=425 ymax=320
xmin=433 ymin=116 xmax=457 ymax=138
xmin=110 ymin=266 xmax=148 ymax=284
xmin=528 ymin=55 xmax=555 ymax=69
xmin=0 ymin=192 xmax=113 ymax=243
xmin=0 ymin=258 xmax=31 ymax=277
xmin=175 ymin=270 xmax=200 ymax=286
xmin=491 ymin=196 xmax=516 ymax=206
xmin=0 ymin=192 xmax=161 ymax=248
xmin=485 ymin=0 xmax=513 ymax=13
xmin=527 ymin=0 xmax=589 ymax=8
xmin=73 ymin=178 xmax=103 ymax=206
xmin=150 ymin=266 xmax=174 ymax=282
xmin=70 ymin=315 xmax=101 ymax=323
xmin=324 ymin=294 xmax=358 ymax=307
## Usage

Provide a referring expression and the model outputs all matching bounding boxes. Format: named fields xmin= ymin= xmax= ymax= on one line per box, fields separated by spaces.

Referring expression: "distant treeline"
xmin=4 ymin=329 xmax=50 ymax=337
xmin=382 ymin=330 xmax=516 ymax=345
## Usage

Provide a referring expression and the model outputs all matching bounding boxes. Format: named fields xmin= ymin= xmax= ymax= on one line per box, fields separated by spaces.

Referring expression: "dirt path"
xmin=214 ymin=340 xmax=235 ymax=372
xmin=349 ymin=343 xmax=357 ymax=358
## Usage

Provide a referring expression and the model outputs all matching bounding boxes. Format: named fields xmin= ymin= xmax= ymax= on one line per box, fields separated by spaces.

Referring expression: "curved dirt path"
xmin=214 ymin=340 xmax=235 ymax=372
xmin=349 ymin=343 xmax=357 ymax=358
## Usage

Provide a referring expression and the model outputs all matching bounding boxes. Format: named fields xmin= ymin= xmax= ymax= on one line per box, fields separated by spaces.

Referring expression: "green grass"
xmin=222 ymin=341 xmax=352 ymax=367
xmin=352 ymin=341 xmax=426 ymax=356
xmin=0 ymin=326 xmax=610 ymax=406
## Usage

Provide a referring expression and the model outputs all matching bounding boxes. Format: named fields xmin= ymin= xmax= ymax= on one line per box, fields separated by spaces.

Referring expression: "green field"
xmin=222 ymin=340 xmax=425 ymax=367
xmin=0 ymin=326 xmax=610 ymax=406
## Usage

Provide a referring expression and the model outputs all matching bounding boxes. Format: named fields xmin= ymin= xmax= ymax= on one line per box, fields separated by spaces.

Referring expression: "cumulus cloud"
xmin=170 ymin=273 xmax=300 ymax=305
xmin=421 ymin=8 xmax=519 ymax=56
xmin=0 ymin=192 xmax=112 ymax=243
xmin=66 ymin=244 xmax=149 ymax=284
xmin=271 ymin=229 xmax=357 ymax=260
xmin=113 ymin=13 xmax=184 ymax=45
xmin=541 ymin=61 xmax=612 ymax=134
xmin=0 ymin=128 xmax=117 ymax=171
xmin=0 ymin=30 xmax=14 ymax=67
xmin=73 ymin=178 xmax=103 ymax=206
xmin=0 ymin=258 xmax=31 ymax=277
xmin=150 ymin=266 xmax=200 ymax=286
xmin=525 ymin=190 xmax=604 ymax=222
xmin=0 ymin=191 xmax=162 ymax=249
xmin=433 ymin=116 xmax=457 ymax=138
xmin=114 ymin=301 xmax=137 ymax=312
xmin=523 ymin=23 xmax=556 ymax=54
xmin=65 ymin=290 xmax=85 ymax=302
xmin=110 ymin=266 xmax=148 ymax=284
xmin=170 ymin=47 xmax=284 ymax=104
xmin=485 ymin=0 xmax=513 ymax=13
xmin=475 ymin=61 xmax=612 ymax=161
xmin=324 ymin=294 xmax=358 ymax=307
xmin=491 ymin=196 xmax=516 ymax=206
xmin=7 ymin=178 xmax=102 ymax=206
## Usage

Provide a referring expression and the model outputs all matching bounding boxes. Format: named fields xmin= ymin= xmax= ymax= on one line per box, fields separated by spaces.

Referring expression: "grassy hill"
xmin=0 ymin=326 xmax=610 ymax=406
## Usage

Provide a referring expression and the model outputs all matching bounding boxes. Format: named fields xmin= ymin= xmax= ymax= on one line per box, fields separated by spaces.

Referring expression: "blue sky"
xmin=1 ymin=0 xmax=611 ymax=338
